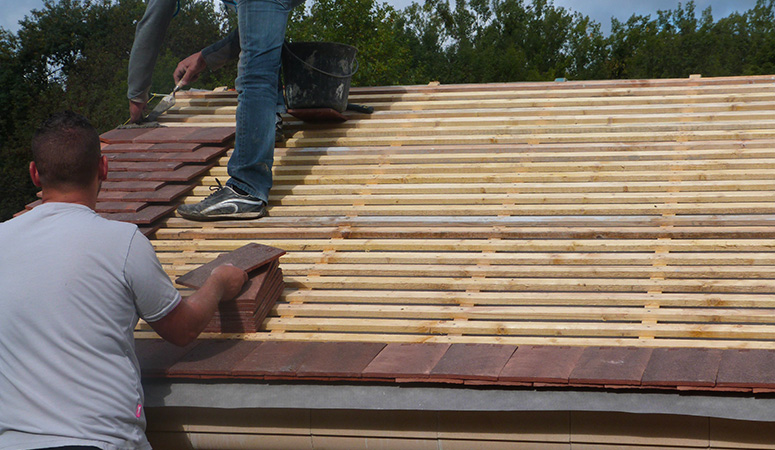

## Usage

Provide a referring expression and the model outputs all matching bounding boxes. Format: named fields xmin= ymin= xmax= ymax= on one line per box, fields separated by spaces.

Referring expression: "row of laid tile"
xmin=94 ymin=126 xmax=233 ymax=235
xmin=134 ymin=340 xmax=775 ymax=393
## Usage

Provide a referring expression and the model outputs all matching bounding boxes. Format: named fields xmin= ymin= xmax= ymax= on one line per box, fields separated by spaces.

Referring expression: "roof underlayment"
xmin=143 ymin=381 xmax=775 ymax=422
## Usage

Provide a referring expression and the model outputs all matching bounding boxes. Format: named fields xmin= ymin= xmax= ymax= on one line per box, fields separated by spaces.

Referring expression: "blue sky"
xmin=0 ymin=0 xmax=761 ymax=34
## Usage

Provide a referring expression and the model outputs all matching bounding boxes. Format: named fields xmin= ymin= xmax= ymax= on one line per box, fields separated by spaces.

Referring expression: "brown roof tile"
xmin=569 ymin=347 xmax=653 ymax=386
xmin=94 ymin=201 xmax=147 ymax=214
xmin=105 ymin=146 xmax=227 ymax=163
xmin=101 ymin=142 xmax=155 ymax=152
xmin=100 ymin=128 xmax=154 ymax=144
xmin=717 ymin=349 xmax=775 ymax=389
xmin=642 ymin=348 xmax=722 ymax=388
xmin=106 ymin=164 xmax=213 ymax=182
xmin=176 ymin=243 xmax=286 ymax=289
xmin=430 ymin=343 xmax=516 ymax=381
xmin=101 ymin=204 xmax=178 ymax=224
xmin=98 ymin=184 xmax=194 ymax=203
xmin=296 ymin=342 xmax=386 ymax=378
xmin=231 ymin=341 xmax=322 ymax=377
xmin=362 ymin=343 xmax=451 ymax=379
xmin=149 ymin=142 xmax=205 ymax=152
xmin=101 ymin=180 xmax=166 ymax=192
xmin=167 ymin=340 xmax=262 ymax=378
xmin=499 ymin=345 xmax=585 ymax=384
xmin=178 ymin=126 xmax=236 ymax=144
xmin=132 ymin=127 xmax=201 ymax=143
xmin=106 ymin=161 xmax=185 ymax=172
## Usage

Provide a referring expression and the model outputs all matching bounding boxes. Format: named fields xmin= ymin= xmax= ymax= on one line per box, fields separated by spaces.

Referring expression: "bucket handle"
xmin=282 ymin=41 xmax=359 ymax=79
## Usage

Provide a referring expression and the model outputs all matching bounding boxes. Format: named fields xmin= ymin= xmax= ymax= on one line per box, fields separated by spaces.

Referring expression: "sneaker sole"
xmin=178 ymin=208 xmax=267 ymax=221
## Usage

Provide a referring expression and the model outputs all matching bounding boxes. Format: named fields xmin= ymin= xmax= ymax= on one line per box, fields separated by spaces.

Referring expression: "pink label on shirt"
xmin=136 ymin=403 xmax=143 ymax=418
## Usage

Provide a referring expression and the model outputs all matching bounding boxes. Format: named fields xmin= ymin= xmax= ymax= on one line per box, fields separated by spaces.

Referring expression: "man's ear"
xmin=29 ymin=161 xmax=42 ymax=187
xmin=98 ymin=155 xmax=109 ymax=181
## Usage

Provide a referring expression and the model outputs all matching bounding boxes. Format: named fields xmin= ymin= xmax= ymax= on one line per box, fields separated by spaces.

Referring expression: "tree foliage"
xmin=4 ymin=0 xmax=775 ymax=220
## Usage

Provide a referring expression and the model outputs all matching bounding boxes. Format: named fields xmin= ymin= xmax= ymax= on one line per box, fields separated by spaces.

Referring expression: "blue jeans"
xmin=226 ymin=0 xmax=302 ymax=202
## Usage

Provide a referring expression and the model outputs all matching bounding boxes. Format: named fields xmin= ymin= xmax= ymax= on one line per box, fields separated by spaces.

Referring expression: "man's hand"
xmin=148 ymin=263 xmax=247 ymax=346
xmin=174 ymin=51 xmax=208 ymax=87
xmin=210 ymin=264 xmax=249 ymax=302
xmin=129 ymin=100 xmax=146 ymax=123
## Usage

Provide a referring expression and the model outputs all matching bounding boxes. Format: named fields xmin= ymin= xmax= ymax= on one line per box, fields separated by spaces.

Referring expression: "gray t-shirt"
xmin=0 ymin=202 xmax=181 ymax=450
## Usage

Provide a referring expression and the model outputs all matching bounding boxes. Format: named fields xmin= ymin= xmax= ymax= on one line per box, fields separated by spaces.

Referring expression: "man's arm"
xmin=201 ymin=29 xmax=241 ymax=71
xmin=149 ymin=264 xmax=247 ymax=346
xmin=173 ymin=30 xmax=241 ymax=86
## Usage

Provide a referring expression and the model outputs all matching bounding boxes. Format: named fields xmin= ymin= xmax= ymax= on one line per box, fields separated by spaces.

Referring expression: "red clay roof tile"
xmin=106 ymin=161 xmax=185 ymax=172
xmin=569 ymin=347 xmax=653 ymax=386
xmin=149 ymin=142 xmax=205 ymax=152
xmin=101 ymin=142 xmax=155 ymax=152
xmin=132 ymin=127 xmax=202 ymax=143
xmin=99 ymin=128 xmax=154 ymax=144
xmin=106 ymin=164 xmax=213 ymax=182
xmin=176 ymin=244 xmax=286 ymax=289
xmin=101 ymin=180 xmax=166 ymax=192
xmin=362 ymin=343 xmax=451 ymax=379
xmin=98 ymin=184 xmax=194 ymax=203
xmin=101 ymin=204 xmax=178 ymax=224
xmin=499 ymin=345 xmax=585 ymax=384
xmin=641 ymin=348 xmax=722 ymax=388
xmin=231 ymin=341 xmax=323 ymax=377
xmin=717 ymin=349 xmax=775 ymax=389
xmin=430 ymin=343 xmax=516 ymax=381
xmin=94 ymin=201 xmax=147 ymax=213
xmin=177 ymin=126 xmax=236 ymax=144
xmin=296 ymin=342 xmax=386 ymax=378
xmin=105 ymin=146 xmax=227 ymax=163
xmin=167 ymin=340 xmax=262 ymax=378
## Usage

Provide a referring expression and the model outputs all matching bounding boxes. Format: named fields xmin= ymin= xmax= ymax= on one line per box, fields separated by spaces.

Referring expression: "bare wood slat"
xmin=146 ymin=76 xmax=775 ymax=348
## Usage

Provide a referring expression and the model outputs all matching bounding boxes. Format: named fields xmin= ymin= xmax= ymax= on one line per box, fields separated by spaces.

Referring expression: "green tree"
xmin=0 ymin=0 xmax=231 ymax=221
xmin=286 ymin=0 xmax=415 ymax=86
xmin=409 ymin=0 xmax=605 ymax=83
xmin=742 ymin=0 xmax=775 ymax=74
xmin=393 ymin=0 xmax=449 ymax=83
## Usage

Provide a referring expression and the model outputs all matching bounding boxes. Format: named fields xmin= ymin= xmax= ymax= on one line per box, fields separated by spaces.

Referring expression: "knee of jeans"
xmin=237 ymin=66 xmax=279 ymax=91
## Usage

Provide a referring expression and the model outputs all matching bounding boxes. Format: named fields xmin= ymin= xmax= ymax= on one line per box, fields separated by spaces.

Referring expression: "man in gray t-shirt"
xmin=0 ymin=111 xmax=247 ymax=450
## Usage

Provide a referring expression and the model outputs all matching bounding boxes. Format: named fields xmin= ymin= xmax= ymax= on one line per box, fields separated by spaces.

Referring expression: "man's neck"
xmin=40 ymin=187 xmax=98 ymax=210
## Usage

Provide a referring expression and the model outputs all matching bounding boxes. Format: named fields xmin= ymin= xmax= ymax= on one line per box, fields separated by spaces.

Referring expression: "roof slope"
xmin=97 ymin=75 xmax=775 ymax=393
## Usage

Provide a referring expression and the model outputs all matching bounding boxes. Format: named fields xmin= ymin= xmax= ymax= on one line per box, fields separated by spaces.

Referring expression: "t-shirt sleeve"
xmin=124 ymin=229 xmax=182 ymax=322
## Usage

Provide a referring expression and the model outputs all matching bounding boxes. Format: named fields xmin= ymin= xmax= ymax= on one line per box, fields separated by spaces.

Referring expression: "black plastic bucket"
xmin=282 ymin=41 xmax=358 ymax=113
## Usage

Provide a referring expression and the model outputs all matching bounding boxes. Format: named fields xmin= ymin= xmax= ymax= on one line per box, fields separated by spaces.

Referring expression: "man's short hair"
xmin=31 ymin=111 xmax=101 ymax=189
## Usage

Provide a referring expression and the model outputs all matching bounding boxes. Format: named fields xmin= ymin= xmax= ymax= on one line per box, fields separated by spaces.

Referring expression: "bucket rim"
xmin=282 ymin=41 xmax=358 ymax=79
xmin=284 ymin=41 xmax=359 ymax=55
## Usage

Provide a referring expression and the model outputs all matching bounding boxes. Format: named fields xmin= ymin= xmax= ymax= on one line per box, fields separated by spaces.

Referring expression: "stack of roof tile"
xmin=21 ymin=126 xmax=235 ymax=236
xmin=176 ymin=243 xmax=286 ymax=333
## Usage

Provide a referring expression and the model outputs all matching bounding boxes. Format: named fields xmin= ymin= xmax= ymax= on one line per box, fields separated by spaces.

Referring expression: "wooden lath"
xmin=139 ymin=76 xmax=775 ymax=348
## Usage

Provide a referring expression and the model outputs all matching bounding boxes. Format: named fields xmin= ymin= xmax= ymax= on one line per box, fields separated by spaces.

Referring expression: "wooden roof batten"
xmin=133 ymin=75 xmax=775 ymax=353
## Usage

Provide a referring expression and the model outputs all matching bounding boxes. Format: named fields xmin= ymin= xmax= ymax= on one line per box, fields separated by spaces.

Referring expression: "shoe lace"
xmin=205 ymin=178 xmax=226 ymax=199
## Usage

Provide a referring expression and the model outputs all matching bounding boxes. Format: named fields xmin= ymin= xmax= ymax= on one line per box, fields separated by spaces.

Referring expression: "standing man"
xmin=128 ymin=0 xmax=303 ymax=220
xmin=0 ymin=111 xmax=248 ymax=450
